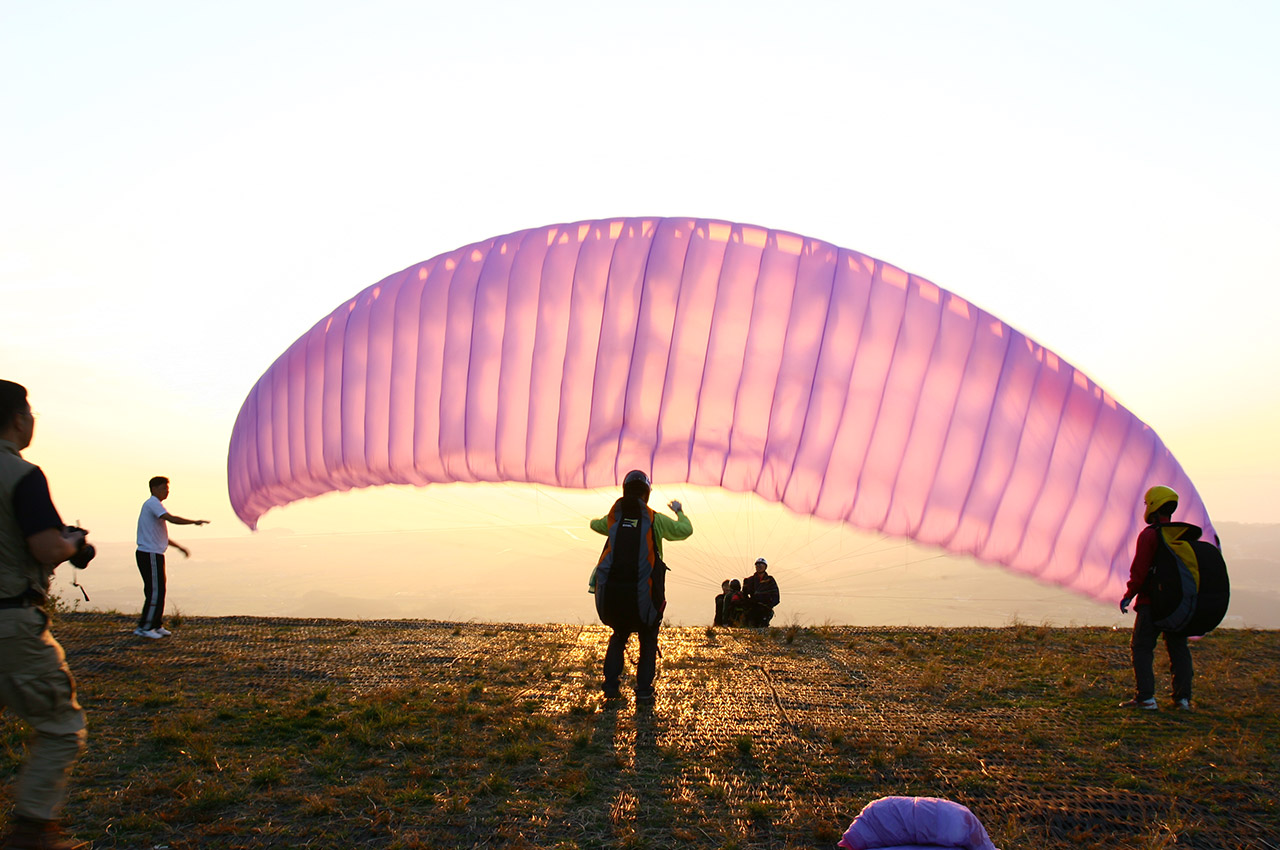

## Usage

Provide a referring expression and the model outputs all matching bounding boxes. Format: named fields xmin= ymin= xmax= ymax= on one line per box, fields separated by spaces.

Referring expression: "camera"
xmin=65 ymin=526 xmax=95 ymax=570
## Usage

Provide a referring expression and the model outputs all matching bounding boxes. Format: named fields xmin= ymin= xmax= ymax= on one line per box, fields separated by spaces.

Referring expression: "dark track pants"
xmin=1131 ymin=604 xmax=1193 ymax=702
xmin=135 ymin=551 xmax=167 ymax=631
xmin=603 ymin=622 xmax=660 ymax=693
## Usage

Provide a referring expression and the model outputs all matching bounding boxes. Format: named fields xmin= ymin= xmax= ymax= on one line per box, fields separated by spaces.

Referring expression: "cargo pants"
xmin=0 ymin=606 xmax=87 ymax=821
xmin=1131 ymin=603 xmax=1193 ymax=702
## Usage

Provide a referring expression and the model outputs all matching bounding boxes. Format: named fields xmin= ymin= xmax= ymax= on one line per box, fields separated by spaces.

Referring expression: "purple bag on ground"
xmin=838 ymin=796 xmax=998 ymax=850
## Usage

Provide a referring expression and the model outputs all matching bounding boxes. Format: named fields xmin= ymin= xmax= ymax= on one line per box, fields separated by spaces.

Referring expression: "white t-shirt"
xmin=136 ymin=495 xmax=169 ymax=554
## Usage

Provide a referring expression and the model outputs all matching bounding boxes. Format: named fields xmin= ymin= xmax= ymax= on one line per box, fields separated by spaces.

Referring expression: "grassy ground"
xmin=1 ymin=614 xmax=1276 ymax=849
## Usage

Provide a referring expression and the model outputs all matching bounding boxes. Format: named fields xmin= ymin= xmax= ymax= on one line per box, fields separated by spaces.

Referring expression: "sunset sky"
xmin=3 ymin=2 xmax=1277 ymax=621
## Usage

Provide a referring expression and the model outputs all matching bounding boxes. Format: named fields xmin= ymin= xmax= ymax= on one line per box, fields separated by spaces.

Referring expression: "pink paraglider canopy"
xmin=227 ymin=217 xmax=1212 ymax=601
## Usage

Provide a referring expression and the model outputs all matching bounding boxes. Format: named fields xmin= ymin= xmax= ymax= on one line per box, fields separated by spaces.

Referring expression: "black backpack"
xmin=593 ymin=496 xmax=667 ymax=630
xmin=1146 ymin=522 xmax=1230 ymax=636
xmin=1178 ymin=537 xmax=1230 ymax=637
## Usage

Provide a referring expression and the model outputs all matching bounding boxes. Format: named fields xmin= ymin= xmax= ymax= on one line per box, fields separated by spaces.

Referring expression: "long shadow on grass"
xmin=584 ymin=699 xmax=687 ymax=848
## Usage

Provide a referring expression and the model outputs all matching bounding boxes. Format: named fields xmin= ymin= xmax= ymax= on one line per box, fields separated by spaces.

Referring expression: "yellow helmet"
xmin=1143 ymin=486 xmax=1178 ymax=522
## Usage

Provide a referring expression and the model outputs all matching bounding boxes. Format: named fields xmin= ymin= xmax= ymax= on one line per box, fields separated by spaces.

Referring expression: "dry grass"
xmin=0 ymin=614 xmax=1275 ymax=849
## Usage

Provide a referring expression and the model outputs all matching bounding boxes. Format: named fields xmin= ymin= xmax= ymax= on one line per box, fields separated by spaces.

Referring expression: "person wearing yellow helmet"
xmin=1118 ymin=485 xmax=1194 ymax=710
xmin=1142 ymin=486 xmax=1179 ymax=524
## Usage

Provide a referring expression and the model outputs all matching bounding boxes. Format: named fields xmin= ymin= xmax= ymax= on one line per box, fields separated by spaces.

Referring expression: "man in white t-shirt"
xmin=135 ymin=476 xmax=208 ymax=639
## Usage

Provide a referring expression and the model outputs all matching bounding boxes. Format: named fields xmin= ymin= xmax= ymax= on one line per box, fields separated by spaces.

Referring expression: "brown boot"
xmin=0 ymin=816 xmax=89 ymax=850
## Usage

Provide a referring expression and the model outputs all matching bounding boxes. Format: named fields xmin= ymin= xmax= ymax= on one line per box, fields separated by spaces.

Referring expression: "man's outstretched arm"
xmin=161 ymin=512 xmax=208 ymax=526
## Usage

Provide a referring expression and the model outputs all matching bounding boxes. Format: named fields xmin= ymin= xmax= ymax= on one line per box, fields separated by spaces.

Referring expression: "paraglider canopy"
xmin=227 ymin=216 xmax=1213 ymax=603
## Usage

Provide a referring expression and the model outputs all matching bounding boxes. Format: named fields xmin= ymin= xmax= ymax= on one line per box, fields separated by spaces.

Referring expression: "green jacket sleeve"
xmin=653 ymin=510 xmax=693 ymax=543
xmin=591 ymin=509 xmax=691 ymax=561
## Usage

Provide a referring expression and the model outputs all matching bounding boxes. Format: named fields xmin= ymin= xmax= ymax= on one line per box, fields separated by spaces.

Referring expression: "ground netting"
xmin=46 ymin=614 xmax=1277 ymax=849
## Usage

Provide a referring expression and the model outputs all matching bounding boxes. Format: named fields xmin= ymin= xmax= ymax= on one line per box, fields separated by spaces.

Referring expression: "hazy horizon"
xmin=54 ymin=492 xmax=1280 ymax=630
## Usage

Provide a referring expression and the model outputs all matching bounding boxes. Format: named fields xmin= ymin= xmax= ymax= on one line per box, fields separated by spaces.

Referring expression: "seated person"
xmin=713 ymin=579 xmax=732 ymax=626
xmin=742 ymin=557 xmax=780 ymax=627
xmin=722 ymin=579 xmax=746 ymax=626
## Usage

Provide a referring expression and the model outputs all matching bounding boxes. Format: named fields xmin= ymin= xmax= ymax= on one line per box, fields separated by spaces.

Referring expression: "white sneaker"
xmin=133 ymin=628 xmax=164 ymax=639
xmin=1118 ymin=697 xmax=1158 ymax=710
xmin=155 ymin=627 xmax=172 ymax=637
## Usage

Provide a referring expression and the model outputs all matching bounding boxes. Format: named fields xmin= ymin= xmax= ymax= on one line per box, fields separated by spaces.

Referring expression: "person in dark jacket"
xmin=713 ymin=579 xmax=732 ymax=626
xmin=742 ymin=557 xmax=780 ymax=627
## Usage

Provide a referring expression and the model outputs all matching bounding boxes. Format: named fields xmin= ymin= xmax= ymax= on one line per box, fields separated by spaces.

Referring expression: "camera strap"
xmin=71 ymin=571 xmax=89 ymax=601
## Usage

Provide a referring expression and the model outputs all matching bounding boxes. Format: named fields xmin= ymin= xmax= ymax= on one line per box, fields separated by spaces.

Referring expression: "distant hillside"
xmin=1214 ymin=522 xmax=1280 ymax=629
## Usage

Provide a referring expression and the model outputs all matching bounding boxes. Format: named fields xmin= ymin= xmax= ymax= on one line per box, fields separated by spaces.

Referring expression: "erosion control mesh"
xmin=51 ymin=615 xmax=1276 ymax=849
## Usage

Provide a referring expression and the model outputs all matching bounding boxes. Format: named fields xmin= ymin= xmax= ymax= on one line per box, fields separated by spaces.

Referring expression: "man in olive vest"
xmin=0 ymin=380 xmax=92 ymax=849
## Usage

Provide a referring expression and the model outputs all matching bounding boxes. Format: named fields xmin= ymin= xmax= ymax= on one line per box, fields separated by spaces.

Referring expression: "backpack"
xmin=1146 ymin=522 xmax=1230 ymax=635
xmin=594 ymin=495 xmax=667 ymax=630
xmin=1178 ymin=537 xmax=1230 ymax=637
